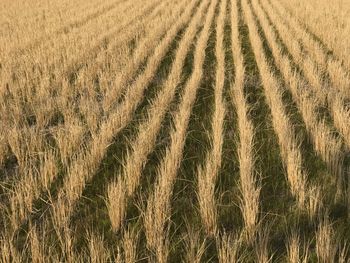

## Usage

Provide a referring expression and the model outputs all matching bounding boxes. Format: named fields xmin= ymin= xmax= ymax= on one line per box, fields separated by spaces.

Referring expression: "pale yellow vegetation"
xmin=0 ymin=0 xmax=349 ymax=261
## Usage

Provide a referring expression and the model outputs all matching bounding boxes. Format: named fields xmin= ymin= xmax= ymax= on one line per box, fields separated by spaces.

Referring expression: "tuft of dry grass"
xmin=197 ymin=0 xmax=227 ymax=237
xmin=231 ymin=0 xmax=260 ymax=243
xmin=106 ymin=179 xmax=126 ymax=232
xmin=316 ymin=216 xmax=337 ymax=263
xmin=183 ymin=226 xmax=207 ymax=263
xmin=122 ymin=227 xmax=139 ymax=263
xmin=286 ymin=232 xmax=309 ymax=263
xmin=217 ymin=232 xmax=244 ymax=263
xmin=86 ymin=232 xmax=111 ymax=263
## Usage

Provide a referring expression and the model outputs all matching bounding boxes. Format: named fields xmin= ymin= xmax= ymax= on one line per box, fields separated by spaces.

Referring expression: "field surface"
xmin=1 ymin=0 xmax=350 ymax=262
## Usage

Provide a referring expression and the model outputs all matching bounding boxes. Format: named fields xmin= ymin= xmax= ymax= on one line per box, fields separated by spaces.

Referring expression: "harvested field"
xmin=0 ymin=0 xmax=350 ymax=261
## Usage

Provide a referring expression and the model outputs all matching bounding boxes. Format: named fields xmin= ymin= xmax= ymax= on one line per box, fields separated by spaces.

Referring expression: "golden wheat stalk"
xmin=265 ymin=0 xmax=350 ymax=150
xmin=230 ymin=0 xmax=261 ymax=243
xmin=258 ymin=0 xmax=344 ymax=198
xmin=217 ymin=232 xmax=243 ymax=263
xmin=49 ymin=0 xmax=200 ymax=231
xmin=197 ymin=0 xmax=227 ymax=237
xmin=252 ymin=0 xmax=329 ymax=219
xmin=0 ymin=0 xmax=163 ymax=144
xmin=106 ymin=0 xmax=207 ymax=232
xmin=286 ymin=232 xmax=309 ymax=263
xmin=0 ymin=0 xmax=176 ymax=240
xmin=144 ymin=0 xmax=218 ymax=261
xmin=243 ymin=0 xmax=308 ymax=211
xmin=272 ymin=0 xmax=350 ymax=84
xmin=102 ymin=0 xmax=187 ymax=112
xmin=316 ymin=216 xmax=337 ymax=263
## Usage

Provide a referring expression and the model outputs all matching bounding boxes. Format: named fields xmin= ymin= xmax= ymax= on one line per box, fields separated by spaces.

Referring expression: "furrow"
xmin=229 ymin=0 xmax=260 ymax=243
xmin=197 ymin=0 xmax=227 ymax=237
xmin=257 ymin=0 xmax=345 ymax=196
xmin=143 ymin=0 xmax=218 ymax=261
xmin=47 ymin=0 xmax=201 ymax=233
xmin=242 ymin=0 xmax=308 ymax=214
xmin=106 ymin=0 xmax=208 ymax=233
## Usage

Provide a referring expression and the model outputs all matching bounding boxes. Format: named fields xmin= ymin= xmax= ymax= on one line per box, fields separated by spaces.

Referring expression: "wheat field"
xmin=0 ymin=0 xmax=349 ymax=262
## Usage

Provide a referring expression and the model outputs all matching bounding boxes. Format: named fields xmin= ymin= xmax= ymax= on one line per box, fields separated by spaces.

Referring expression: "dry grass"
xmin=217 ymin=232 xmax=243 ymax=263
xmin=0 ymin=0 xmax=349 ymax=261
xmin=183 ymin=226 xmax=207 ymax=263
xmin=230 ymin=0 xmax=260 ymax=244
xmin=243 ymin=0 xmax=308 ymax=210
xmin=316 ymin=216 xmax=337 ymax=263
xmin=105 ymin=0 xmax=206 ymax=232
xmin=143 ymin=0 xmax=217 ymax=260
xmin=258 ymin=0 xmax=345 ymax=199
xmin=286 ymin=232 xmax=309 ymax=263
xmin=197 ymin=0 xmax=227 ymax=237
